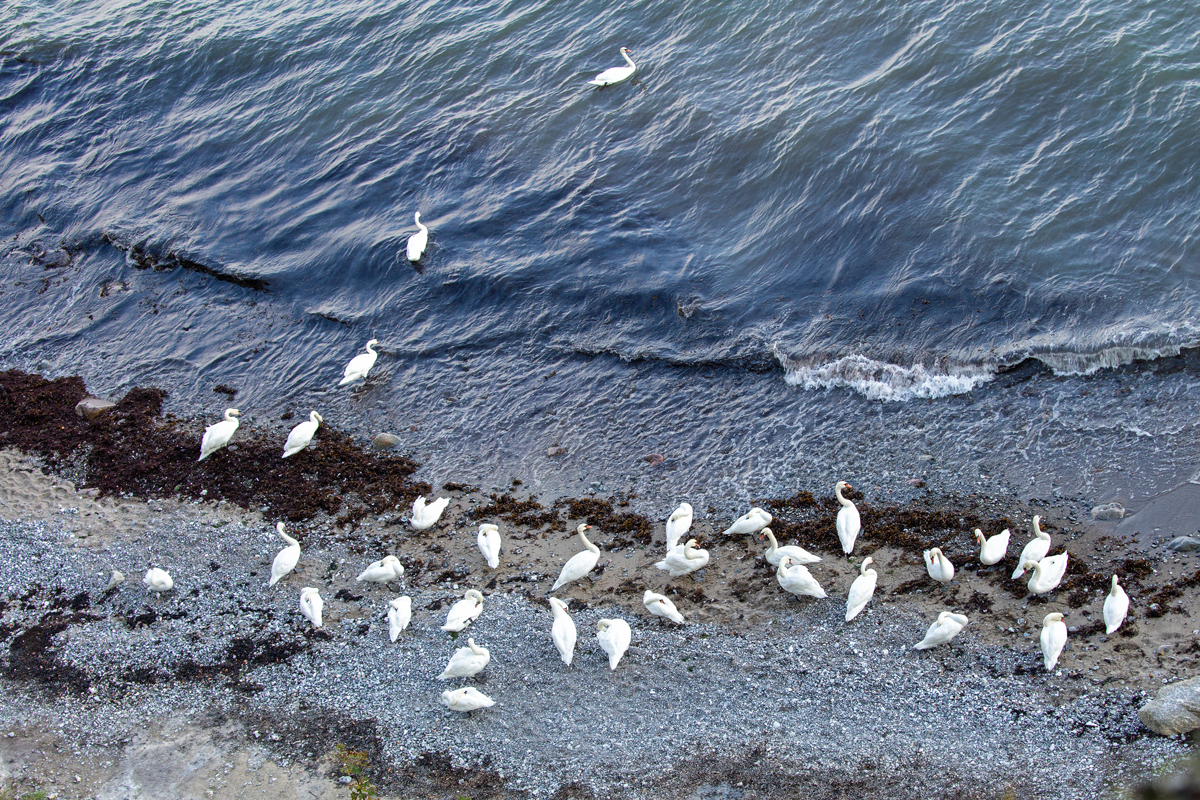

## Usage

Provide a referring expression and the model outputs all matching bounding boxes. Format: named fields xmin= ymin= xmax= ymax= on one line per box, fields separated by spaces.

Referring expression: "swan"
xmin=1040 ymin=612 xmax=1067 ymax=671
xmin=477 ymin=523 xmax=501 ymax=569
xmin=1023 ymin=552 xmax=1068 ymax=594
xmin=974 ymin=528 xmax=1010 ymax=566
xmin=913 ymin=611 xmax=969 ymax=649
xmin=338 ymin=339 xmax=379 ymax=386
xmin=1012 ymin=516 xmax=1051 ymax=579
xmin=281 ymin=411 xmax=322 ymax=458
xmin=441 ymin=589 xmax=485 ymax=632
xmin=776 ymin=557 xmax=827 ymax=599
xmin=407 ymin=212 xmax=429 ymax=262
xmin=440 ymin=687 xmax=494 ymax=712
xmin=105 ymin=570 xmax=124 ymax=591
xmin=722 ymin=508 xmax=772 ymax=536
xmin=549 ymin=597 xmax=577 ymax=665
xmin=299 ymin=587 xmax=324 ymax=628
xmin=143 ymin=568 xmax=173 ymax=593
xmin=643 ymin=590 xmax=685 ymax=624
xmin=1103 ymin=575 xmax=1129 ymax=634
xmin=412 ymin=495 xmax=450 ymax=531
xmin=357 ymin=555 xmax=405 ymax=583
xmin=654 ymin=538 xmax=709 ymax=577
xmin=759 ymin=528 xmax=821 ymax=566
xmin=198 ymin=408 xmax=240 ymax=461
xmin=597 ymin=618 xmax=631 ymax=670
xmin=923 ymin=547 xmax=955 ymax=584
xmin=552 ymin=524 xmax=601 ymax=590
xmin=835 ymin=481 xmax=861 ymax=554
xmin=268 ymin=522 xmax=300 ymax=587
xmin=388 ymin=596 xmax=412 ymax=641
xmin=438 ymin=637 xmax=490 ymax=679
xmin=588 ymin=47 xmax=637 ymax=86
xmin=664 ymin=502 xmax=694 ymax=550
xmin=845 ymin=557 xmax=878 ymax=622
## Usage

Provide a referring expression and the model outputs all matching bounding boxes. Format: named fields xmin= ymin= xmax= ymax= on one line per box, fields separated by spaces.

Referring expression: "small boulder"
xmin=643 ymin=453 xmax=665 ymax=466
xmin=371 ymin=433 xmax=401 ymax=450
xmin=1139 ymin=676 xmax=1200 ymax=735
xmin=1166 ymin=536 xmax=1200 ymax=553
xmin=1091 ymin=502 xmax=1125 ymax=521
xmin=75 ymin=397 xmax=116 ymax=420
xmin=547 ymin=446 xmax=568 ymax=457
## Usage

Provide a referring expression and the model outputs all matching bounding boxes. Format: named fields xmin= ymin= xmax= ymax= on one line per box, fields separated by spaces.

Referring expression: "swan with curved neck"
xmin=588 ymin=47 xmax=637 ymax=86
xmin=923 ymin=547 xmax=955 ymax=584
xmin=845 ymin=557 xmax=878 ymax=621
xmin=440 ymin=687 xmax=494 ymax=712
xmin=438 ymin=637 xmax=490 ymax=679
xmin=282 ymin=411 xmax=323 ymax=458
xmin=143 ymin=568 xmax=173 ymax=593
xmin=1012 ymin=516 xmax=1051 ymax=579
xmin=412 ymin=495 xmax=450 ymax=531
xmin=655 ymin=538 xmax=709 ymax=576
xmin=549 ymin=597 xmax=577 ymax=665
xmin=1103 ymin=574 xmax=1129 ymax=634
xmin=776 ymin=556 xmax=827 ymax=599
xmin=643 ymin=590 xmax=685 ymax=624
xmin=1040 ymin=612 xmax=1067 ymax=670
xmin=552 ymin=524 xmax=601 ymax=590
xmin=597 ymin=618 xmax=631 ymax=670
xmin=1023 ymin=552 xmax=1068 ymax=594
xmin=441 ymin=589 xmax=485 ymax=632
xmin=477 ymin=523 xmax=501 ymax=569
xmin=198 ymin=408 xmax=240 ymax=461
xmin=388 ymin=596 xmax=412 ymax=641
xmin=665 ymin=502 xmax=693 ymax=550
xmin=722 ymin=508 xmax=772 ymax=536
xmin=407 ymin=212 xmax=429 ymax=262
xmin=339 ymin=339 xmax=379 ymax=386
xmin=835 ymin=481 xmax=861 ymax=554
xmin=357 ymin=555 xmax=405 ymax=583
xmin=974 ymin=528 xmax=1010 ymax=566
xmin=299 ymin=587 xmax=323 ymax=628
xmin=759 ymin=528 xmax=821 ymax=566
xmin=269 ymin=522 xmax=300 ymax=587
xmin=913 ymin=611 xmax=968 ymax=649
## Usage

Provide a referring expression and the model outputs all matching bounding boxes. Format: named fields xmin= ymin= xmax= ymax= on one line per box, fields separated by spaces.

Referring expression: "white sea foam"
xmin=1032 ymin=344 xmax=1188 ymax=376
xmin=774 ymin=349 xmax=996 ymax=402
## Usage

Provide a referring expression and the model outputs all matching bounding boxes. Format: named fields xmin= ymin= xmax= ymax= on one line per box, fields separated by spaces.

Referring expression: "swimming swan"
xmin=440 ymin=687 xmax=494 ymax=712
xmin=597 ymin=618 xmax=631 ymax=670
xmin=722 ymin=508 xmax=772 ymax=536
xmin=913 ymin=611 xmax=969 ymax=649
xmin=441 ymin=589 xmax=485 ymax=632
xmin=845 ymin=557 xmax=878 ymax=621
xmin=836 ymin=481 xmax=861 ymax=554
xmin=357 ymin=555 xmax=405 ymax=583
xmin=282 ymin=411 xmax=322 ymax=458
xmin=412 ymin=496 xmax=450 ymax=531
xmin=338 ymin=339 xmax=379 ymax=386
xmin=923 ymin=547 xmax=955 ymax=584
xmin=1040 ymin=612 xmax=1067 ymax=670
xmin=1023 ymin=552 xmax=1068 ymax=595
xmin=1103 ymin=575 xmax=1129 ymax=634
xmin=477 ymin=523 xmax=501 ymax=569
xmin=588 ymin=47 xmax=636 ymax=86
xmin=438 ymin=637 xmax=490 ymax=679
xmin=299 ymin=587 xmax=324 ymax=628
xmin=268 ymin=522 xmax=300 ymax=587
xmin=654 ymin=538 xmax=709 ymax=577
xmin=388 ymin=596 xmax=412 ymax=641
xmin=407 ymin=212 xmax=428 ymax=262
xmin=974 ymin=528 xmax=1010 ymax=565
xmin=198 ymin=408 xmax=240 ymax=461
xmin=643 ymin=590 xmax=684 ymax=624
xmin=1012 ymin=516 xmax=1051 ymax=579
xmin=552 ymin=524 xmax=601 ymax=590
xmin=759 ymin=528 xmax=821 ymax=566
xmin=665 ymin=502 xmax=693 ymax=550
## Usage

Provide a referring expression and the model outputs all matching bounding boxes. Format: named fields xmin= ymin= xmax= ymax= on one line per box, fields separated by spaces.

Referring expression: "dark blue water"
xmin=3 ymin=0 xmax=1200 ymax=514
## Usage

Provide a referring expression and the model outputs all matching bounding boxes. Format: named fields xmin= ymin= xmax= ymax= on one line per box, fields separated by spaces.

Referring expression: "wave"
xmin=773 ymin=348 xmax=996 ymax=402
xmin=1028 ymin=342 xmax=1195 ymax=377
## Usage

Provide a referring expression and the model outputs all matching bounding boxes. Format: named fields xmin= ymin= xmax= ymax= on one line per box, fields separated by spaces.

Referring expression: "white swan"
xmin=388 ymin=596 xmax=412 ymax=641
xmin=438 ymin=637 xmax=490 ymax=679
xmin=1040 ymin=612 xmax=1067 ymax=671
xmin=654 ymin=538 xmax=709 ymax=577
xmin=597 ymin=618 xmax=631 ymax=670
xmin=974 ymin=528 xmax=1010 ymax=566
xmin=549 ymin=597 xmax=577 ymax=665
xmin=1012 ymin=516 xmax=1051 ymax=579
xmin=759 ymin=528 xmax=821 ymax=566
xmin=338 ymin=339 xmax=379 ymax=386
xmin=1103 ymin=575 xmax=1129 ymax=634
xmin=143 ymin=568 xmax=173 ymax=593
xmin=643 ymin=590 xmax=685 ymax=624
xmin=835 ymin=481 xmax=861 ymax=554
xmin=299 ymin=587 xmax=324 ymax=628
xmin=552 ymin=524 xmax=601 ymax=590
xmin=722 ymin=508 xmax=772 ymax=536
xmin=407 ymin=212 xmax=429 ymax=262
xmin=1023 ymin=552 xmax=1068 ymax=594
xmin=357 ymin=555 xmax=405 ymax=583
xmin=268 ymin=522 xmax=300 ymax=587
xmin=412 ymin=496 xmax=450 ymax=531
xmin=776 ymin=557 xmax=827 ymax=599
xmin=923 ymin=547 xmax=955 ymax=584
xmin=588 ymin=47 xmax=637 ymax=86
xmin=440 ymin=687 xmax=495 ymax=712
xmin=282 ymin=411 xmax=322 ymax=458
xmin=198 ymin=408 xmax=240 ymax=461
xmin=664 ymin=502 xmax=693 ymax=550
xmin=845 ymin=557 xmax=878 ymax=622
xmin=441 ymin=589 xmax=484 ymax=632
xmin=477 ymin=523 xmax=501 ymax=569
xmin=913 ymin=611 xmax=969 ymax=649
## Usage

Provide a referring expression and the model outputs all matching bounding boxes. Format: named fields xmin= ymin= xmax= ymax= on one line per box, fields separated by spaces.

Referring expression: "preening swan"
xmin=759 ymin=528 xmax=821 ymax=566
xmin=549 ymin=597 xmax=577 ymax=665
xmin=654 ymin=538 xmax=709 ymax=577
xmin=923 ymin=547 xmax=955 ymax=584
xmin=441 ymin=589 xmax=485 ymax=632
xmin=1040 ymin=612 xmax=1067 ymax=671
xmin=357 ymin=555 xmax=405 ymax=583
xmin=1023 ymin=552 xmax=1068 ymax=595
xmin=143 ymin=568 xmax=173 ymax=593
xmin=643 ymin=590 xmax=685 ymax=624
xmin=299 ymin=587 xmax=324 ymax=628
xmin=1103 ymin=575 xmax=1129 ymax=634
xmin=338 ymin=339 xmax=379 ymax=386
xmin=268 ymin=522 xmax=300 ymax=587
xmin=281 ymin=411 xmax=322 ymax=458
xmin=588 ymin=47 xmax=637 ymax=86
xmin=665 ymin=502 xmax=693 ymax=550
xmin=552 ymin=524 xmax=601 ymax=591
xmin=913 ymin=611 xmax=969 ymax=649
xmin=438 ymin=638 xmax=490 ymax=679
xmin=597 ymin=618 xmax=631 ymax=670
xmin=845 ymin=557 xmax=878 ymax=622
xmin=722 ymin=508 xmax=772 ymax=536
xmin=776 ymin=557 xmax=827 ymax=599
xmin=440 ymin=687 xmax=495 ymax=712
xmin=835 ymin=481 xmax=861 ymax=554
xmin=412 ymin=496 xmax=450 ymax=531
xmin=974 ymin=528 xmax=1010 ymax=566
xmin=388 ymin=596 xmax=412 ymax=641
xmin=407 ymin=212 xmax=429 ymax=263
xmin=198 ymin=408 xmax=240 ymax=461
xmin=1012 ymin=516 xmax=1051 ymax=579
xmin=477 ymin=523 xmax=501 ymax=569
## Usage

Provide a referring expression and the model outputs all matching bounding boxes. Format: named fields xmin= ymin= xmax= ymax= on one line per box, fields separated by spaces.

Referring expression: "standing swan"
xmin=299 ymin=587 xmax=324 ymax=628
xmin=198 ymin=408 xmax=240 ymax=461
xmin=722 ymin=508 xmax=772 ymax=536
xmin=1012 ymin=516 xmax=1051 ymax=579
xmin=1023 ymin=552 xmax=1068 ymax=595
xmin=268 ymin=522 xmax=301 ymax=587
xmin=835 ymin=481 xmax=861 ymax=554
xmin=477 ymin=523 xmax=501 ymax=569
xmin=549 ymin=597 xmax=577 ymax=665
xmin=597 ymin=618 xmax=631 ymax=670
xmin=407 ymin=212 xmax=428 ymax=263
xmin=654 ymin=539 xmax=709 ymax=577
xmin=388 ymin=596 xmax=412 ymax=641
xmin=438 ymin=638 xmax=490 ymax=679
xmin=974 ymin=528 xmax=1010 ymax=565
xmin=339 ymin=339 xmax=379 ymax=386
xmin=1103 ymin=575 xmax=1129 ymax=634
xmin=664 ymin=502 xmax=693 ymax=550
xmin=282 ymin=411 xmax=322 ymax=458
xmin=845 ymin=557 xmax=878 ymax=622
xmin=913 ymin=611 xmax=969 ymax=649
xmin=923 ymin=547 xmax=955 ymax=584
xmin=411 ymin=496 xmax=450 ymax=531
xmin=759 ymin=528 xmax=821 ymax=566
xmin=643 ymin=590 xmax=685 ymax=624
xmin=552 ymin=524 xmax=601 ymax=591
xmin=588 ymin=47 xmax=637 ymax=86
xmin=776 ymin=557 xmax=827 ymax=599
xmin=1040 ymin=612 xmax=1067 ymax=670
xmin=441 ymin=589 xmax=485 ymax=632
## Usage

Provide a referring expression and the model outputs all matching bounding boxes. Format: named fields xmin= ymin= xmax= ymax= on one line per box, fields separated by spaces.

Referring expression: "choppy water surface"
xmin=2 ymin=0 xmax=1200 ymax=513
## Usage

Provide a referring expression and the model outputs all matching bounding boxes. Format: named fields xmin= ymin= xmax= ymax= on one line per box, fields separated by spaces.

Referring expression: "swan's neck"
xmin=580 ymin=530 xmax=598 ymax=553
xmin=226 ymin=410 xmax=238 ymax=421
xmin=468 ymin=639 xmax=484 ymax=655
xmin=763 ymin=530 xmax=778 ymax=553
xmin=622 ymin=50 xmax=636 ymax=68
xmin=310 ymin=411 xmax=321 ymax=424
xmin=365 ymin=341 xmax=376 ymax=355
xmin=685 ymin=545 xmax=702 ymax=560
xmin=1111 ymin=575 xmax=1120 ymax=591
xmin=279 ymin=531 xmax=298 ymax=546
xmin=836 ymin=486 xmax=851 ymax=507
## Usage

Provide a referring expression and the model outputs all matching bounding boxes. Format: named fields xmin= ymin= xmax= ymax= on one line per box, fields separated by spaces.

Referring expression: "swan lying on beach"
xmin=357 ymin=555 xmax=405 ymax=583
xmin=1104 ymin=575 xmax=1129 ymax=634
xmin=441 ymin=589 xmax=485 ymax=632
xmin=281 ymin=411 xmax=322 ymax=458
xmin=597 ymin=618 xmax=631 ymax=670
xmin=339 ymin=339 xmax=379 ymax=386
xmin=549 ymin=597 xmax=577 ymax=665
xmin=923 ymin=547 xmax=955 ymax=584
xmin=588 ymin=47 xmax=637 ymax=86
xmin=299 ymin=587 xmax=323 ymax=628
xmin=440 ymin=687 xmax=494 ymax=712
xmin=143 ymin=568 xmax=173 ymax=593
xmin=388 ymin=596 xmax=412 ymax=641
xmin=1012 ymin=516 xmax=1051 ymax=579
xmin=552 ymin=524 xmax=601 ymax=590
xmin=776 ymin=557 xmax=827 ymax=599
xmin=438 ymin=638 xmax=490 ymax=679
xmin=665 ymin=502 xmax=693 ymax=550
xmin=411 ymin=496 xmax=450 ymax=531
xmin=1024 ymin=552 xmax=1068 ymax=594
xmin=643 ymin=590 xmax=685 ymax=624
xmin=198 ymin=408 xmax=240 ymax=461
xmin=974 ymin=528 xmax=1010 ymax=565
xmin=477 ymin=524 xmax=501 ymax=569
xmin=836 ymin=481 xmax=861 ymax=554
xmin=722 ymin=508 xmax=772 ymax=536
xmin=655 ymin=538 xmax=709 ymax=576
xmin=760 ymin=528 xmax=820 ymax=566
xmin=268 ymin=522 xmax=300 ymax=587
xmin=845 ymin=557 xmax=877 ymax=621
xmin=913 ymin=611 xmax=969 ymax=649
xmin=1041 ymin=612 xmax=1067 ymax=671
xmin=407 ymin=212 xmax=429 ymax=263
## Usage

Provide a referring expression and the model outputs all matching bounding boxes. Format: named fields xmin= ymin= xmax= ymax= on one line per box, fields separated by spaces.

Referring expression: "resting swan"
xmin=664 ymin=502 xmax=693 ymax=550
xmin=299 ymin=587 xmax=323 ymax=628
xmin=438 ymin=638 xmax=490 ymax=679
xmin=477 ymin=523 xmax=501 ymax=569
xmin=282 ymin=411 xmax=322 ymax=458
xmin=552 ymin=524 xmax=601 ymax=590
xmin=1023 ymin=552 xmax=1068 ymax=594
xmin=412 ymin=496 xmax=450 ymax=531
xmin=549 ymin=597 xmax=577 ymax=665
xmin=759 ymin=528 xmax=820 ymax=566
xmin=913 ymin=611 xmax=968 ymax=649
xmin=588 ymin=47 xmax=636 ymax=86
xmin=143 ymin=568 xmax=173 ymax=593
xmin=198 ymin=408 xmax=240 ymax=461
xmin=440 ymin=687 xmax=494 ymax=712
xmin=356 ymin=555 xmax=405 ymax=583
xmin=776 ymin=557 xmax=827 ymax=599
xmin=643 ymin=590 xmax=684 ymax=624
xmin=597 ymin=618 xmax=631 ymax=670
xmin=268 ymin=522 xmax=300 ymax=587
xmin=974 ymin=528 xmax=1010 ymax=565
xmin=1040 ymin=612 xmax=1067 ymax=670
xmin=1103 ymin=575 xmax=1129 ymax=634
xmin=654 ymin=538 xmax=709 ymax=577
xmin=388 ymin=596 xmax=412 ymax=641
xmin=441 ymin=589 xmax=484 ymax=632
xmin=722 ymin=508 xmax=772 ymax=536
xmin=923 ymin=547 xmax=955 ymax=584
xmin=1012 ymin=516 xmax=1051 ymax=579
xmin=835 ymin=481 xmax=861 ymax=554
xmin=338 ymin=339 xmax=379 ymax=386
xmin=845 ymin=557 xmax=877 ymax=621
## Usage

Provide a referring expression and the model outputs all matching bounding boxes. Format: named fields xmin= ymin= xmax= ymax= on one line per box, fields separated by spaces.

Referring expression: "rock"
xmin=75 ymin=397 xmax=116 ymax=420
xmin=371 ymin=433 xmax=401 ymax=450
xmin=643 ymin=453 xmax=665 ymax=466
xmin=546 ymin=446 xmax=568 ymax=457
xmin=1091 ymin=502 xmax=1125 ymax=521
xmin=1166 ymin=536 xmax=1200 ymax=553
xmin=1139 ymin=676 xmax=1200 ymax=735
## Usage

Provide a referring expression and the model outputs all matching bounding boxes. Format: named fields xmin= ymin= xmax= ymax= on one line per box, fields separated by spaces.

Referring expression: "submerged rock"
xmin=372 ymin=433 xmax=401 ymax=450
xmin=1091 ymin=502 xmax=1125 ymax=521
xmin=1166 ymin=536 xmax=1200 ymax=553
xmin=75 ymin=397 xmax=115 ymax=420
xmin=547 ymin=446 xmax=568 ymax=457
xmin=1139 ymin=676 xmax=1200 ymax=735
